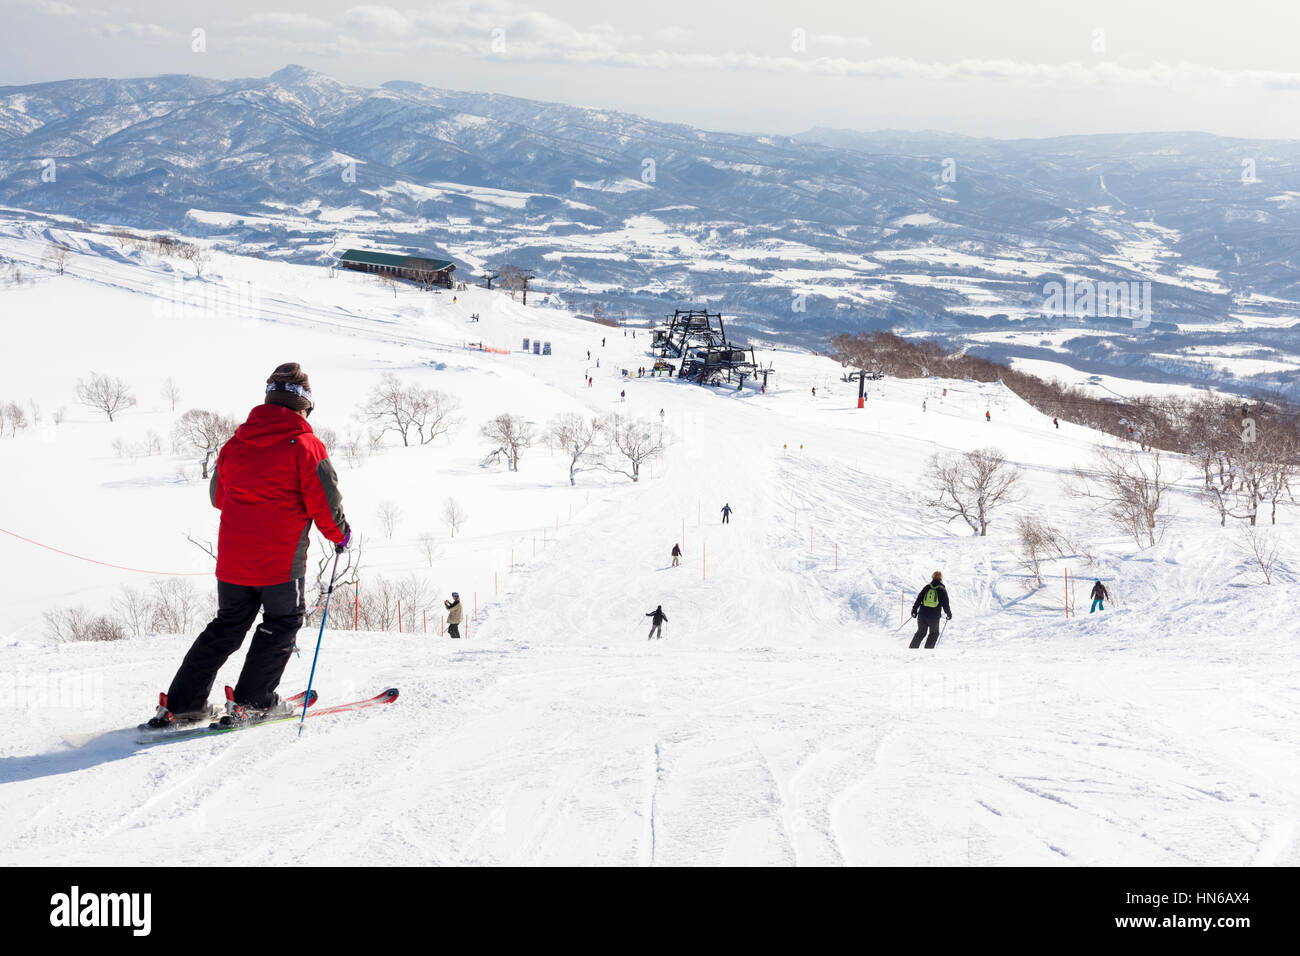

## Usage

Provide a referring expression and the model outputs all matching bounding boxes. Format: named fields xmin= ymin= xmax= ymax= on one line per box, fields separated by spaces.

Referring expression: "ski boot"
xmin=138 ymin=692 xmax=219 ymax=731
xmin=216 ymin=686 xmax=314 ymax=727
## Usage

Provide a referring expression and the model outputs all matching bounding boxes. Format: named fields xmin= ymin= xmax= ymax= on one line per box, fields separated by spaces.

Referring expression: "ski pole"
xmin=935 ymin=618 xmax=949 ymax=647
xmin=299 ymin=549 xmax=342 ymax=737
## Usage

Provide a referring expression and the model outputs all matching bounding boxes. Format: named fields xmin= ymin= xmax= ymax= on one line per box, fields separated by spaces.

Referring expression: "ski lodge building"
xmin=338 ymin=249 xmax=456 ymax=288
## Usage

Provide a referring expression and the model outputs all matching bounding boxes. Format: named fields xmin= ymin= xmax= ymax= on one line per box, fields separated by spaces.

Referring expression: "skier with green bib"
xmin=909 ymin=571 xmax=952 ymax=649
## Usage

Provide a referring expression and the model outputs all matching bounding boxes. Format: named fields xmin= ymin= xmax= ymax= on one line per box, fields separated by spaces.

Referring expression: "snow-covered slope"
xmin=0 ymin=220 xmax=1295 ymax=865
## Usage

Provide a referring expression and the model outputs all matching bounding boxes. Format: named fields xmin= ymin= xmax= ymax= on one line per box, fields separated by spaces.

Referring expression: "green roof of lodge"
xmin=339 ymin=249 xmax=455 ymax=271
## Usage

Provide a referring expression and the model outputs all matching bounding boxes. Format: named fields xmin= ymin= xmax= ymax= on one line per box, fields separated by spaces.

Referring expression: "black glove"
xmin=945 ymin=613 xmax=952 ymax=621
xmin=910 ymin=609 xmax=917 ymax=619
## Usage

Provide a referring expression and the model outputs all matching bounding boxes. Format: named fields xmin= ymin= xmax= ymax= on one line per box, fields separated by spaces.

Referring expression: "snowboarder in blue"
xmin=721 ymin=503 xmax=732 ymax=524
xmin=909 ymin=571 xmax=952 ymax=649
xmin=1090 ymin=579 xmax=1109 ymax=613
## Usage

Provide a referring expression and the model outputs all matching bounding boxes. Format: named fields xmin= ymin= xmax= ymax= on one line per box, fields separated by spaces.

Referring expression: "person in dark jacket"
xmin=721 ymin=503 xmax=732 ymax=524
xmin=646 ymin=605 xmax=667 ymax=640
xmin=445 ymin=592 xmax=464 ymax=637
xmin=909 ymin=571 xmax=952 ymax=649
xmin=671 ymin=544 xmax=681 ymax=567
xmin=145 ymin=363 xmax=350 ymax=729
xmin=1090 ymin=579 xmax=1110 ymax=613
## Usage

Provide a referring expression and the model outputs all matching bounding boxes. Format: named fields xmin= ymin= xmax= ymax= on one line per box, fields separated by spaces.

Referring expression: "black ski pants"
xmin=648 ymin=623 xmax=663 ymax=640
xmin=166 ymin=579 xmax=305 ymax=712
xmin=910 ymin=615 xmax=941 ymax=649
xmin=448 ymin=622 xmax=461 ymax=639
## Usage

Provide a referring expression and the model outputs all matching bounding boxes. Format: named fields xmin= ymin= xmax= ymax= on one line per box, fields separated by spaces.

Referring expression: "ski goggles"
xmin=266 ymin=381 xmax=314 ymax=416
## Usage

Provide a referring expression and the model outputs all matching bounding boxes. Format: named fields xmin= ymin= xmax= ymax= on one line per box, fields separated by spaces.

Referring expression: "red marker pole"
xmin=397 ymin=601 xmax=402 ymax=634
xmin=354 ymin=582 xmax=358 ymax=631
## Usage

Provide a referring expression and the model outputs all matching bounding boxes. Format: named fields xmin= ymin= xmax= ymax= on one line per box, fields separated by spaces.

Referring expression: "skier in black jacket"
xmin=909 ymin=571 xmax=952 ymax=649
xmin=1089 ymin=579 xmax=1110 ymax=613
xmin=646 ymin=605 xmax=667 ymax=640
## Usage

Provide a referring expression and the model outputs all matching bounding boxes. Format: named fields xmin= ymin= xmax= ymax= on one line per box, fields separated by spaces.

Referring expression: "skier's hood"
xmin=232 ymin=404 xmax=314 ymax=447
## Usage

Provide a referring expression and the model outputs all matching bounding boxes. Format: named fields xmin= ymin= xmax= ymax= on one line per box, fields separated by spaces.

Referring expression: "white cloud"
xmin=810 ymin=34 xmax=872 ymax=53
xmin=94 ymin=22 xmax=173 ymax=42
xmin=342 ymin=5 xmax=411 ymax=36
xmin=217 ymin=2 xmax=1300 ymax=97
xmin=18 ymin=0 xmax=79 ymax=15
xmin=234 ymin=13 xmax=335 ymax=35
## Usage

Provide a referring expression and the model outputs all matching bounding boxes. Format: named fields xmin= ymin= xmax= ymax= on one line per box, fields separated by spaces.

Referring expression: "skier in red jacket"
xmin=144 ymin=363 xmax=351 ymax=729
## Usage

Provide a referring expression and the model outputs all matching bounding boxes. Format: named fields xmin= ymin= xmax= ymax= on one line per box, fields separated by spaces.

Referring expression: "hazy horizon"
xmin=7 ymin=1 xmax=1300 ymax=141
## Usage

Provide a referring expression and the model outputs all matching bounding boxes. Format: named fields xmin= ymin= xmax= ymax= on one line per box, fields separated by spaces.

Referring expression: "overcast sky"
xmin=8 ymin=0 xmax=1300 ymax=140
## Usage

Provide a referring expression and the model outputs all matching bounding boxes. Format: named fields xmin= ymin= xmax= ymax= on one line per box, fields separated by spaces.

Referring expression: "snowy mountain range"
xmin=4 ymin=65 xmax=1300 ymax=396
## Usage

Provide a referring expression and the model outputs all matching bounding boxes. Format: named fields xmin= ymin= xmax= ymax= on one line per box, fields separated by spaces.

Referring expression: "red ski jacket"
xmin=210 ymin=405 xmax=349 ymax=586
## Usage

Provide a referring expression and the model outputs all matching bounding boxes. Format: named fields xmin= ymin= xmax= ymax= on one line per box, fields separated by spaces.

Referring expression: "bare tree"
xmin=377 ymin=271 xmax=400 ymax=298
xmin=113 ymin=586 xmax=154 ymax=637
xmin=149 ymin=579 xmax=207 ymax=634
xmin=76 ymin=372 xmax=137 ymax=422
xmin=359 ymin=374 xmax=461 ymax=447
xmin=493 ymin=263 xmax=531 ymax=301
xmin=409 ymin=388 xmax=461 ymax=445
xmin=1237 ymin=524 xmax=1281 ymax=584
xmin=602 ymin=415 xmax=666 ymax=483
xmin=305 ymin=533 xmax=363 ymax=627
xmin=443 ymin=497 xmax=467 ymax=538
xmin=171 ymin=409 xmax=237 ymax=477
xmin=0 ymin=401 xmax=29 ymax=438
xmin=44 ymin=606 xmax=127 ymax=642
xmin=1015 ymin=515 xmax=1067 ymax=586
xmin=178 ymin=242 xmax=208 ymax=276
xmin=314 ymin=425 xmax=339 ymax=451
xmin=418 ymin=532 xmax=440 ymax=567
xmin=162 ymin=377 xmax=182 ymax=412
xmin=1067 ymin=445 xmax=1168 ymax=548
xmin=378 ymin=501 xmax=402 ymax=540
xmin=546 ymin=413 xmax=606 ymax=486
xmin=480 ymin=413 xmax=534 ymax=471
xmin=926 ymin=447 xmax=1022 ymax=536
xmin=1261 ymin=426 xmax=1298 ymax=525
xmin=46 ymin=240 xmax=70 ymax=275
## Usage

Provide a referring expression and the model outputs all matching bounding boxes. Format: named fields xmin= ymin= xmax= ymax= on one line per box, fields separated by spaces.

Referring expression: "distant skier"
xmin=811 ymin=386 xmax=816 ymax=397
xmin=587 ymin=350 xmax=591 ymax=360
xmin=588 ymin=376 xmax=593 ymax=387
xmin=143 ymin=363 xmax=350 ymax=730
xmin=922 ymin=400 xmax=927 ymax=412
xmin=445 ymin=592 xmax=463 ymax=638
xmin=1053 ymin=417 xmax=1059 ymax=429
xmin=602 ymin=337 xmax=606 ymax=347
xmin=909 ymin=571 xmax=952 ymax=649
xmin=721 ymin=503 xmax=733 ymax=524
xmin=620 ymin=389 xmax=626 ymax=401
xmin=671 ymin=543 xmax=681 ymax=567
xmin=1089 ymin=579 xmax=1109 ymax=613
xmin=646 ymin=605 xmax=667 ymax=640
xmin=985 ymin=410 xmax=991 ymax=422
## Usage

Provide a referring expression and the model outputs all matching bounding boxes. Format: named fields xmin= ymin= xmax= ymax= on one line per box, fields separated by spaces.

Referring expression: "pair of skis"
xmin=135 ymin=687 xmax=399 ymax=745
